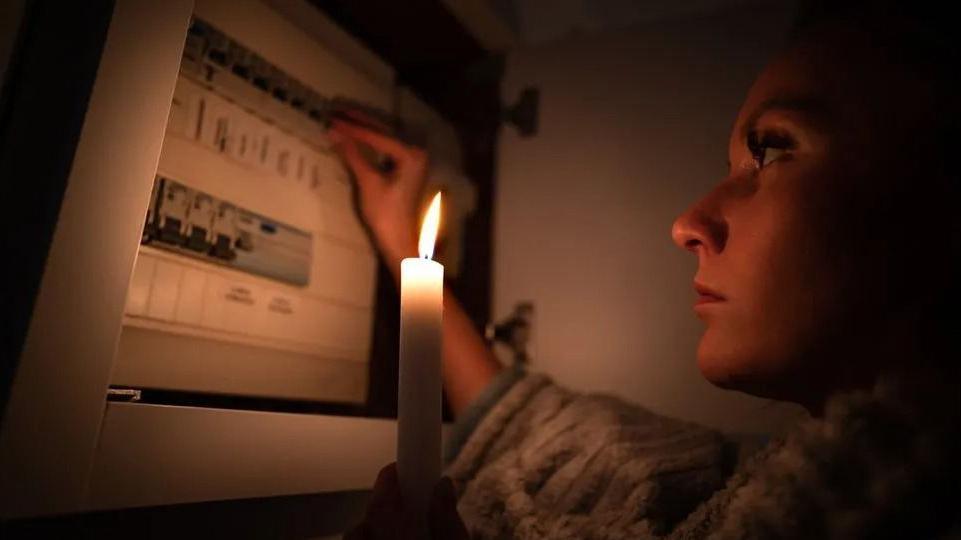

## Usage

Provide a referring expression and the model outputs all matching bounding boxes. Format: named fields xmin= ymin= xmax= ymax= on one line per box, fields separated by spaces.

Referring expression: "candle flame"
xmin=418 ymin=192 xmax=442 ymax=260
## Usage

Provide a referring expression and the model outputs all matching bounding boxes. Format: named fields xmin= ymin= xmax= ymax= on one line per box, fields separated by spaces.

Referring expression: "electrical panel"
xmin=145 ymin=176 xmax=313 ymax=286
xmin=112 ymin=17 xmax=379 ymax=404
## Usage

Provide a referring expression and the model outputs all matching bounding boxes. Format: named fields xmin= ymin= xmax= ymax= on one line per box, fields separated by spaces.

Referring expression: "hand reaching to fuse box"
xmin=330 ymin=118 xmax=502 ymax=417
xmin=329 ymin=120 xmax=427 ymax=275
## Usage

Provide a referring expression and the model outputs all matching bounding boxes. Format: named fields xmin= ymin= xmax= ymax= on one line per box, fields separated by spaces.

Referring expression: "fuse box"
xmin=112 ymin=16 xmax=379 ymax=404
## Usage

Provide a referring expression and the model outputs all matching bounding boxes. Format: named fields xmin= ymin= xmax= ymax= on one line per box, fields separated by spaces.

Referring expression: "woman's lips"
xmin=693 ymin=282 xmax=725 ymax=306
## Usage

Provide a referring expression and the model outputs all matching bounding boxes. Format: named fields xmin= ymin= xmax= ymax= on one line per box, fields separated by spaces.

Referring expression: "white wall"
xmin=493 ymin=6 xmax=805 ymax=435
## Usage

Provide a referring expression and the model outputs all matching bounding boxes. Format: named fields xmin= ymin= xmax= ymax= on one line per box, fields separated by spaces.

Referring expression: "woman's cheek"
xmin=716 ymin=170 xmax=829 ymax=379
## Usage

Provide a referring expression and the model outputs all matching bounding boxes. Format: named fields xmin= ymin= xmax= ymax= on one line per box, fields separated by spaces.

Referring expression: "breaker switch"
xmin=159 ymin=217 xmax=184 ymax=244
xmin=155 ymin=178 xmax=191 ymax=245
xmin=185 ymin=193 xmax=215 ymax=252
xmin=210 ymin=233 xmax=236 ymax=261
xmin=140 ymin=175 xmax=311 ymax=286
xmin=186 ymin=227 xmax=211 ymax=252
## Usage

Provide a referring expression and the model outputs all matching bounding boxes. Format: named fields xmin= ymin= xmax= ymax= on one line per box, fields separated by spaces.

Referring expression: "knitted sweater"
xmin=444 ymin=369 xmax=960 ymax=539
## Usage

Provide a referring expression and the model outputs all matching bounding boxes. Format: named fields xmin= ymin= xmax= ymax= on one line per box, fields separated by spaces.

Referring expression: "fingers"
xmin=336 ymin=136 xmax=385 ymax=197
xmin=429 ymin=477 xmax=470 ymax=540
xmin=353 ymin=468 xmax=468 ymax=540
xmin=347 ymin=463 xmax=404 ymax=540
xmin=373 ymin=462 xmax=399 ymax=493
xmin=331 ymin=120 xmax=423 ymax=165
xmin=334 ymin=109 xmax=393 ymax=134
xmin=367 ymin=462 xmax=401 ymax=514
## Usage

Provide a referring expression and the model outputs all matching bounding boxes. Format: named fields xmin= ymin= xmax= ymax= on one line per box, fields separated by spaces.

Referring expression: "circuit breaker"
xmin=112 ymin=17 xmax=378 ymax=404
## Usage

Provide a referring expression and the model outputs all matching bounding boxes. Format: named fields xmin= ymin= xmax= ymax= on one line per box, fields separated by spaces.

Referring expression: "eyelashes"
xmin=746 ymin=130 xmax=796 ymax=170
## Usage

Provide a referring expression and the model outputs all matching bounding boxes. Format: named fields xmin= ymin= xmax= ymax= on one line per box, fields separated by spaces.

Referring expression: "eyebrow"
xmin=740 ymin=96 xmax=831 ymax=139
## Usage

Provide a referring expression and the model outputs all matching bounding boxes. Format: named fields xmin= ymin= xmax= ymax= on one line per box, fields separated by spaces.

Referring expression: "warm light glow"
xmin=418 ymin=192 xmax=441 ymax=260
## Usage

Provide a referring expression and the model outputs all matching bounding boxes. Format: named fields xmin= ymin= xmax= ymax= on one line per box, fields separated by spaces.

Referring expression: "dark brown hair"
xmin=792 ymin=1 xmax=960 ymax=373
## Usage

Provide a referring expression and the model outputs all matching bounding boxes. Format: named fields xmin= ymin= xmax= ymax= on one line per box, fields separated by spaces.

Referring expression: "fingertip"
xmin=339 ymin=137 xmax=368 ymax=170
xmin=330 ymin=118 xmax=358 ymax=136
xmin=374 ymin=462 xmax=398 ymax=490
xmin=330 ymin=119 xmax=362 ymax=142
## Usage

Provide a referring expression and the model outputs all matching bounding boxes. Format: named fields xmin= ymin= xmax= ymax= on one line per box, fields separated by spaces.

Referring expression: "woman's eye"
xmin=754 ymin=146 xmax=785 ymax=168
xmin=747 ymin=130 xmax=793 ymax=170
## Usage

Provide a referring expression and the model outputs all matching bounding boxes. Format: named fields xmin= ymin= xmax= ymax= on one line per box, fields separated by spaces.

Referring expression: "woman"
xmin=338 ymin=3 xmax=959 ymax=539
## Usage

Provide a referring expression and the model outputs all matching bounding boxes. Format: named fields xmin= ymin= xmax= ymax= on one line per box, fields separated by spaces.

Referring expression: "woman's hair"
xmin=790 ymin=0 xmax=959 ymax=183
xmin=792 ymin=1 xmax=960 ymax=374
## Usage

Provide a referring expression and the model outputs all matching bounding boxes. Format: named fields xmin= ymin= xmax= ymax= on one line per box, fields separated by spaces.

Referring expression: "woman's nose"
xmin=671 ymin=196 xmax=727 ymax=255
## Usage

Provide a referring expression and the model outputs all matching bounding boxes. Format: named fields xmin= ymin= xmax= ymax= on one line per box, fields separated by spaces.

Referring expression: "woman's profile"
xmin=336 ymin=1 xmax=959 ymax=538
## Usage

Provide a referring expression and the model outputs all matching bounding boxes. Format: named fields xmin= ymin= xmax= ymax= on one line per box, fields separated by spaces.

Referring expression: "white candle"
xmin=398 ymin=192 xmax=443 ymax=529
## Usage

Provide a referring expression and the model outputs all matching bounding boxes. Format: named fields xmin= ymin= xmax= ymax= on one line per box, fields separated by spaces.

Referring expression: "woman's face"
xmin=671 ymin=27 xmax=946 ymax=407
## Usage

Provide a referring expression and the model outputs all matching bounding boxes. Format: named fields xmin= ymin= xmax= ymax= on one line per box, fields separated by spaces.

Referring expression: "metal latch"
xmin=106 ymin=387 xmax=142 ymax=402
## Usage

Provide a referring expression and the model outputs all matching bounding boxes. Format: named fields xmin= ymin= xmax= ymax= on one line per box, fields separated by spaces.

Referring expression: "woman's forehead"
xmin=735 ymin=33 xmax=912 ymax=140
xmin=742 ymin=46 xmax=839 ymax=121
xmin=730 ymin=60 xmax=832 ymax=144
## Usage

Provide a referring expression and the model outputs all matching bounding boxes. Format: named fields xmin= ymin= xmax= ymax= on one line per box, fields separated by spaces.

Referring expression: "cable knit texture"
xmin=445 ymin=372 xmax=959 ymax=539
xmin=445 ymin=374 xmax=732 ymax=539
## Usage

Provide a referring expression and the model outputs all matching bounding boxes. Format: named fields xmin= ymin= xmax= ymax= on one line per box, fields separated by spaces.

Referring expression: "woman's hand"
xmin=330 ymin=117 xmax=503 ymax=417
xmin=329 ymin=120 xmax=428 ymax=265
xmin=344 ymin=463 xmax=470 ymax=540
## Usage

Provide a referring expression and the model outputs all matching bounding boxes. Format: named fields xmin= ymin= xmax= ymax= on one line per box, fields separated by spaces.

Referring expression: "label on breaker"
xmin=144 ymin=175 xmax=312 ymax=286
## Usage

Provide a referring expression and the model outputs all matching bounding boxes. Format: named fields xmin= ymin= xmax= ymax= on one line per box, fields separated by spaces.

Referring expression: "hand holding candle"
xmin=398 ymin=192 xmax=444 ymax=531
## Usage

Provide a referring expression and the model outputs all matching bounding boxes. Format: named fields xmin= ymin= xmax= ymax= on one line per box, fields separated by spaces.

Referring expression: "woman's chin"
xmin=695 ymin=333 xmax=758 ymax=392
xmin=696 ymin=336 xmax=805 ymax=403
xmin=697 ymin=354 xmax=738 ymax=390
